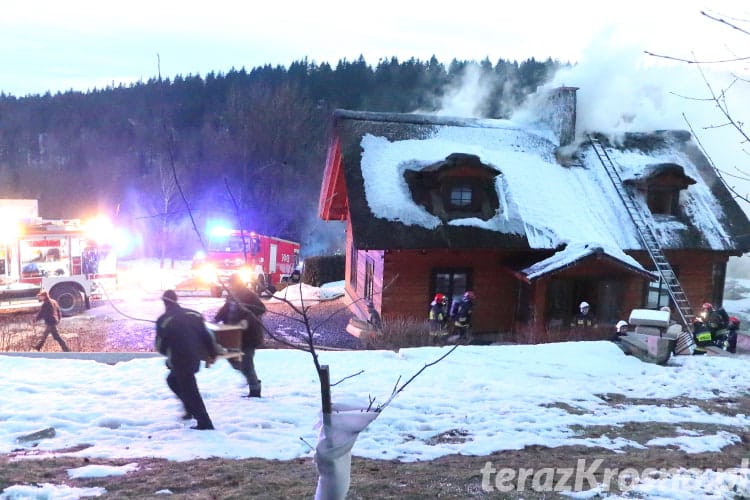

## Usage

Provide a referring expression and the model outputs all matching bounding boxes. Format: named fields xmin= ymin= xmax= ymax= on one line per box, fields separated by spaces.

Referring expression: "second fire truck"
xmin=191 ymin=228 xmax=300 ymax=297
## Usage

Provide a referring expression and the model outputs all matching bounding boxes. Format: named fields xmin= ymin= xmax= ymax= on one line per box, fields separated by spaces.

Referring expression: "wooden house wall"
xmin=343 ymin=230 xmax=732 ymax=341
xmin=380 ymin=249 xmax=517 ymax=333
xmin=631 ymin=250 xmax=730 ymax=310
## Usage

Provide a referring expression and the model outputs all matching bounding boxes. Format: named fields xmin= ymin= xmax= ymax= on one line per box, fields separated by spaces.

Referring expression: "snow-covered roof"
xmin=322 ymin=109 xmax=750 ymax=267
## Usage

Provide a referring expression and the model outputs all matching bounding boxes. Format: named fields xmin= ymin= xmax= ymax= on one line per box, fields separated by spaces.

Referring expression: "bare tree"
xmin=645 ymin=9 xmax=750 ymax=203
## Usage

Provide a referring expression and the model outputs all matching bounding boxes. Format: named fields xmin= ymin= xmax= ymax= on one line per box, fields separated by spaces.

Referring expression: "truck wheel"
xmin=210 ymin=285 xmax=223 ymax=298
xmin=51 ymin=284 xmax=85 ymax=316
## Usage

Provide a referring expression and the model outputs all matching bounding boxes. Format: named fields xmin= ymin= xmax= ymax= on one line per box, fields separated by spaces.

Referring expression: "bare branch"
xmin=375 ymin=343 xmax=462 ymax=412
xmin=682 ymin=113 xmax=750 ymax=205
xmin=644 ymin=50 xmax=750 ymax=65
xmin=330 ymin=370 xmax=364 ymax=387
xmin=701 ymin=10 xmax=750 ymax=37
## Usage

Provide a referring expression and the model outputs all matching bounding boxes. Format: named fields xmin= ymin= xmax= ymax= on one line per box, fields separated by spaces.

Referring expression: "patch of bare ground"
xmin=2 ymin=439 xmax=749 ymax=499
xmin=2 ymin=394 xmax=749 ymax=498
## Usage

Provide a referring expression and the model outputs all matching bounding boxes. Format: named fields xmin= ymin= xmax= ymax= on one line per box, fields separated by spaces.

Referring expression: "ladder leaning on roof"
xmin=587 ymin=134 xmax=695 ymax=355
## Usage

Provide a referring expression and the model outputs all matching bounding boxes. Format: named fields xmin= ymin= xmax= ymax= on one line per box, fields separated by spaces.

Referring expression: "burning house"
xmin=318 ymin=87 xmax=750 ymax=343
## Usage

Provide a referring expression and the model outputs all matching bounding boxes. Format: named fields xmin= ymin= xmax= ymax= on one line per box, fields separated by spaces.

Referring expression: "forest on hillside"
xmin=0 ymin=56 xmax=563 ymax=258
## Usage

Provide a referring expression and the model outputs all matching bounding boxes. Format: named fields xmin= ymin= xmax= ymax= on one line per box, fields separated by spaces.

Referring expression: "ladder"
xmin=588 ymin=135 xmax=694 ymax=354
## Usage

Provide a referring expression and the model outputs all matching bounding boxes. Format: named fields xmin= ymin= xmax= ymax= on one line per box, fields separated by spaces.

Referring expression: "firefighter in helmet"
xmin=428 ymin=293 xmax=449 ymax=338
xmin=692 ymin=316 xmax=714 ymax=355
xmin=726 ymin=316 xmax=741 ymax=354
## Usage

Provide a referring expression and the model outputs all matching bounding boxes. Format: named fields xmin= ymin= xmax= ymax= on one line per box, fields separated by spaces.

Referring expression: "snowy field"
xmin=2 ymin=259 xmax=750 ymax=498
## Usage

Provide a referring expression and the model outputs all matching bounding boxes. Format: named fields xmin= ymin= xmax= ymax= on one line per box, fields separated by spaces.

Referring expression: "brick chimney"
xmin=542 ymin=86 xmax=578 ymax=146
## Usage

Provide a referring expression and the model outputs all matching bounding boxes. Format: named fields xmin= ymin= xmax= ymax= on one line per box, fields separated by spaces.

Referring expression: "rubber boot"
xmin=247 ymin=380 xmax=261 ymax=398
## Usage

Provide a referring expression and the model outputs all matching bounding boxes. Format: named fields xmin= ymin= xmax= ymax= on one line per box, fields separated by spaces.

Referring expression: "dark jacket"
xmin=156 ymin=303 xmax=215 ymax=373
xmin=36 ymin=298 xmax=62 ymax=326
xmin=452 ymin=298 xmax=473 ymax=327
xmin=214 ymin=287 xmax=267 ymax=348
xmin=692 ymin=320 xmax=715 ymax=353
xmin=571 ymin=311 xmax=596 ymax=328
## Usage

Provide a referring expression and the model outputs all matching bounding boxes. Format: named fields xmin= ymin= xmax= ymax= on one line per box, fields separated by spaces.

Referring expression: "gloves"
xmin=238 ymin=319 xmax=248 ymax=330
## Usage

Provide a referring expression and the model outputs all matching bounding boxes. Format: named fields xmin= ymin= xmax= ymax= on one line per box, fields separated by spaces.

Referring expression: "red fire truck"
xmin=191 ymin=228 xmax=300 ymax=297
xmin=0 ymin=218 xmax=117 ymax=316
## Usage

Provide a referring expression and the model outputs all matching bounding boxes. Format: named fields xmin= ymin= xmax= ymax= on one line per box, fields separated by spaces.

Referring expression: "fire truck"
xmin=0 ymin=218 xmax=117 ymax=316
xmin=191 ymin=228 xmax=300 ymax=297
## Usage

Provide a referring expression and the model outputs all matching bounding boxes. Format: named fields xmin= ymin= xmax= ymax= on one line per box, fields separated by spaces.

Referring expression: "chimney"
xmin=542 ymin=86 xmax=578 ymax=146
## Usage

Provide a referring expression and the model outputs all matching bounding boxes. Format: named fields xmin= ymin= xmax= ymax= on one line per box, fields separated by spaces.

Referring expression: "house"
xmin=318 ymin=87 xmax=750 ymax=343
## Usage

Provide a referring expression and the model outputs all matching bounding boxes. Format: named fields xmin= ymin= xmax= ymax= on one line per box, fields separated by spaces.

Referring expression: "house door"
xmin=432 ymin=268 xmax=472 ymax=315
xmin=547 ymin=278 xmax=621 ymax=324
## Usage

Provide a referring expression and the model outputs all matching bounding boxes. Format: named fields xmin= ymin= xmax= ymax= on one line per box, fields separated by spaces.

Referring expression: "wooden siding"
xmin=380 ymin=249 xmax=517 ymax=333
xmin=343 ymin=239 xmax=731 ymax=342
xmin=631 ymin=250 xmax=730 ymax=311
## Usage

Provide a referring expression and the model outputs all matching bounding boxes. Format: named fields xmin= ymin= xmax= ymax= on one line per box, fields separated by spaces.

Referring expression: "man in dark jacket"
xmin=34 ymin=290 xmax=70 ymax=352
xmin=214 ymin=274 xmax=267 ymax=397
xmin=155 ymin=290 xmax=216 ymax=430
xmin=451 ymin=291 xmax=475 ymax=339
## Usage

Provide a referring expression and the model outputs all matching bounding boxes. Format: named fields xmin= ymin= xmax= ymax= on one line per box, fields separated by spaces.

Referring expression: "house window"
xmin=449 ymin=185 xmax=473 ymax=208
xmin=647 ymin=188 xmax=679 ymax=216
xmin=432 ymin=268 xmax=472 ymax=314
xmin=364 ymin=256 xmax=375 ymax=302
xmin=349 ymin=245 xmax=358 ymax=289
xmin=645 ymin=266 xmax=680 ymax=310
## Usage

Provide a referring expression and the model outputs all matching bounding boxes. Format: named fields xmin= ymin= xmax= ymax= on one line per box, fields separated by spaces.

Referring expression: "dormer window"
xmin=647 ymin=186 xmax=679 ymax=215
xmin=403 ymin=153 xmax=501 ymax=223
xmin=624 ymin=163 xmax=696 ymax=218
xmin=449 ymin=184 xmax=473 ymax=209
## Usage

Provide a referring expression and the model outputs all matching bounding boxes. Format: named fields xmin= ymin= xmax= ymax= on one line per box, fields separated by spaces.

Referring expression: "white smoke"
xmin=434 ymin=63 xmax=495 ymax=118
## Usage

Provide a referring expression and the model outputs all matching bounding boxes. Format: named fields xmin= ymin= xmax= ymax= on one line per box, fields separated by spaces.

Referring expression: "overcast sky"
xmin=1 ymin=0 xmax=746 ymax=97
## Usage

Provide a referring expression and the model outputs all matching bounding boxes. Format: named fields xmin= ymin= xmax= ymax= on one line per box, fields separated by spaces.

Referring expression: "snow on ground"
xmin=3 ymin=261 xmax=750 ymax=497
xmin=2 ymin=341 xmax=750 ymax=498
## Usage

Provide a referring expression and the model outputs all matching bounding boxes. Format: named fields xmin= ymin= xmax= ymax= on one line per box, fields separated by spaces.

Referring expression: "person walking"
xmin=214 ymin=274 xmax=267 ymax=398
xmin=428 ymin=293 xmax=448 ymax=332
xmin=451 ymin=291 xmax=475 ymax=340
xmin=155 ymin=290 xmax=216 ymax=430
xmin=33 ymin=290 xmax=70 ymax=352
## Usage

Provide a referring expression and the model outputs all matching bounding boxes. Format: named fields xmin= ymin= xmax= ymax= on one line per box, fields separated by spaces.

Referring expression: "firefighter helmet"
xmin=729 ymin=316 xmax=741 ymax=328
xmin=702 ymin=302 xmax=714 ymax=311
xmin=434 ymin=293 xmax=445 ymax=303
xmin=616 ymin=320 xmax=628 ymax=330
xmin=579 ymin=301 xmax=590 ymax=310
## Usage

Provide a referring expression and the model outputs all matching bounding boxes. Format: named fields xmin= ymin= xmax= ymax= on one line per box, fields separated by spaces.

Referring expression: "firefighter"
xmin=429 ymin=293 xmax=448 ymax=332
xmin=451 ymin=291 xmax=475 ymax=339
xmin=691 ymin=317 xmax=714 ymax=355
xmin=613 ymin=320 xmax=628 ymax=341
xmin=214 ymin=273 xmax=267 ymax=398
xmin=570 ymin=301 xmax=597 ymax=328
xmin=726 ymin=316 xmax=741 ymax=354
xmin=700 ymin=302 xmax=729 ymax=334
xmin=428 ymin=293 xmax=449 ymax=343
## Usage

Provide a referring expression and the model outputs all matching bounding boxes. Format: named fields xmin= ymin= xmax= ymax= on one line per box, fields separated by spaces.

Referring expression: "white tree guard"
xmin=314 ymin=403 xmax=379 ymax=500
